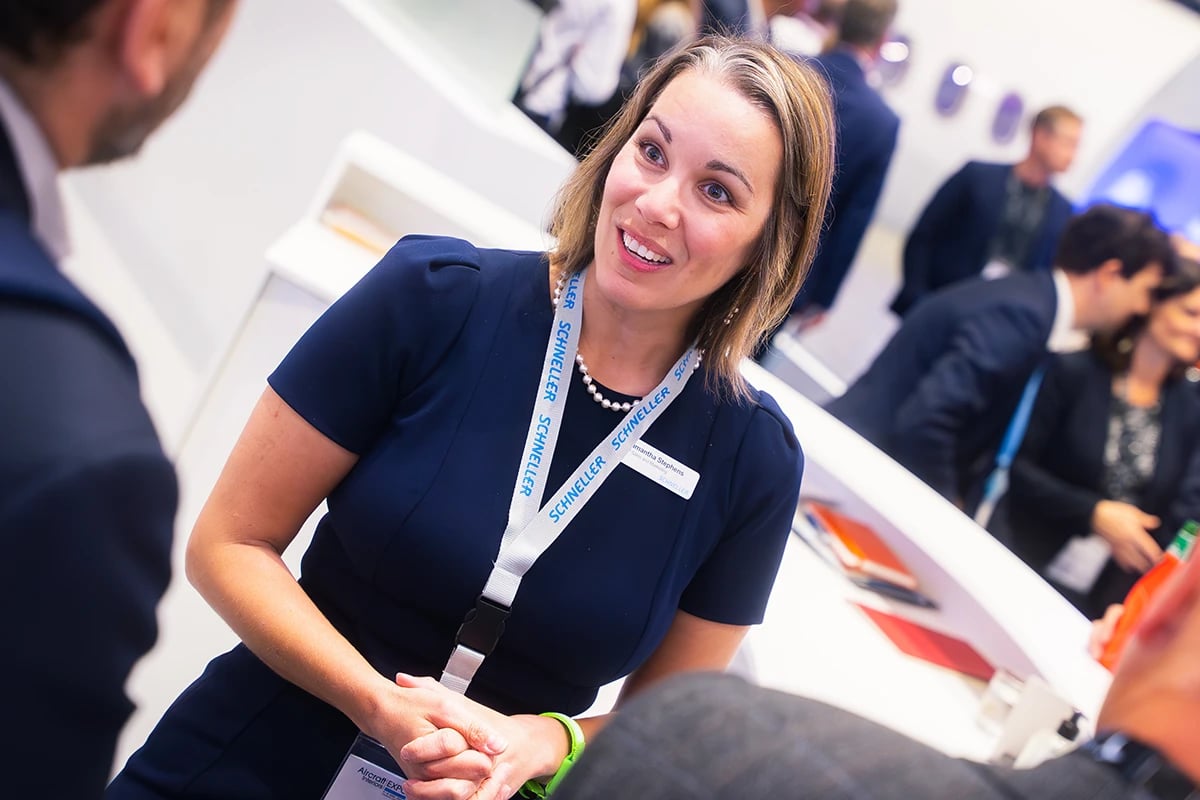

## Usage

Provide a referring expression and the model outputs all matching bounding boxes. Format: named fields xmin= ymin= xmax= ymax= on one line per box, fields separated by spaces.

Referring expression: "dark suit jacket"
xmin=555 ymin=673 xmax=1137 ymax=800
xmin=0 ymin=113 xmax=176 ymax=796
xmin=994 ymin=349 xmax=1200 ymax=617
xmin=793 ymin=49 xmax=899 ymax=312
xmin=827 ymin=271 xmax=1057 ymax=502
xmin=892 ymin=160 xmax=1073 ymax=316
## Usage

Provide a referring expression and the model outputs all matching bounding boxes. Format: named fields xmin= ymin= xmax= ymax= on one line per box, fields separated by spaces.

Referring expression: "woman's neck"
xmin=575 ymin=270 xmax=693 ymax=397
xmin=1123 ymin=334 xmax=1174 ymax=406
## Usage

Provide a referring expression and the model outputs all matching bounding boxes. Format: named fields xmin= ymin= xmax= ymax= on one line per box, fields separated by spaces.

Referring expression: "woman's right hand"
xmin=360 ymin=674 xmax=513 ymax=800
xmin=1092 ymin=500 xmax=1163 ymax=573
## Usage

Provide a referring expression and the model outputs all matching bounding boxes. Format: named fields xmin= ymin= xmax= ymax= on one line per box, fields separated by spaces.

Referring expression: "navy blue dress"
xmin=108 ymin=236 xmax=804 ymax=798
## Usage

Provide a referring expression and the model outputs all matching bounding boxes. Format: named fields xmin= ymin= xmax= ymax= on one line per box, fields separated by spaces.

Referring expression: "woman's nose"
xmin=635 ymin=177 xmax=682 ymax=229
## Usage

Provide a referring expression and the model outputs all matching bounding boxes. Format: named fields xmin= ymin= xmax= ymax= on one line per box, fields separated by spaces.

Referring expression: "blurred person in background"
xmin=515 ymin=0 xmax=638 ymax=157
xmin=828 ymin=205 xmax=1174 ymax=510
xmin=565 ymin=0 xmax=698 ymax=160
xmin=626 ymin=0 xmax=696 ymax=75
xmin=991 ymin=256 xmax=1200 ymax=619
xmin=768 ymin=0 xmax=846 ymax=57
xmin=782 ymin=0 xmax=899 ymax=331
xmin=0 ymin=0 xmax=237 ymax=795
xmin=893 ymin=105 xmax=1083 ymax=316
xmin=694 ymin=0 xmax=764 ymax=36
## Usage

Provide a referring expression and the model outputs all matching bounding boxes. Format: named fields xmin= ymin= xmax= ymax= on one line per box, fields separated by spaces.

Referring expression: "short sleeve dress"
xmin=108 ymin=236 xmax=804 ymax=799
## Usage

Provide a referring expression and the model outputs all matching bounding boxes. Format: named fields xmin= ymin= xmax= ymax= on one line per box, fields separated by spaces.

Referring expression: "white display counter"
xmin=740 ymin=362 xmax=1111 ymax=760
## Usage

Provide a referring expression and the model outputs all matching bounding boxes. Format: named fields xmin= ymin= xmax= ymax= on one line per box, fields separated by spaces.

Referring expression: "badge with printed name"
xmin=323 ymin=733 xmax=408 ymax=800
xmin=621 ymin=440 xmax=700 ymax=499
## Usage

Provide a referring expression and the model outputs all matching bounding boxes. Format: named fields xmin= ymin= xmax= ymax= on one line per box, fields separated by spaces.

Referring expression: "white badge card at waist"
xmin=1044 ymin=533 xmax=1111 ymax=594
xmin=981 ymin=260 xmax=1013 ymax=280
xmin=622 ymin=440 xmax=700 ymax=499
xmin=322 ymin=733 xmax=408 ymax=800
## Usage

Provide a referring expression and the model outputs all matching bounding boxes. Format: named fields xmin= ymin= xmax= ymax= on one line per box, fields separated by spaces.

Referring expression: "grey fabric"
xmin=555 ymin=672 xmax=1133 ymax=799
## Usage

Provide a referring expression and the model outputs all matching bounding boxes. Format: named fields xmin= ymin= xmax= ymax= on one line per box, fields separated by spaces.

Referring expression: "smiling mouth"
xmin=621 ymin=230 xmax=672 ymax=265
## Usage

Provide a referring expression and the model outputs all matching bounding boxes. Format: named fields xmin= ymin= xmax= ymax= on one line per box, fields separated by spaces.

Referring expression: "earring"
xmin=723 ymin=306 xmax=740 ymax=326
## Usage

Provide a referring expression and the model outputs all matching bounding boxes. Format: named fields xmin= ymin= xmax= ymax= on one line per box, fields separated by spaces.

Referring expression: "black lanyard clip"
xmin=455 ymin=595 xmax=511 ymax=656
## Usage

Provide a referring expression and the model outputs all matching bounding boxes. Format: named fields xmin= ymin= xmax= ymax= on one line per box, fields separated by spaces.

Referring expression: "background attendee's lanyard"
xmin=441 ymin=266 xmax=698 ymax=693
xmin=974 ymin=366 xmax=1045 ymax=527
xmin=323 ymin=267 xmax=699 ymax=800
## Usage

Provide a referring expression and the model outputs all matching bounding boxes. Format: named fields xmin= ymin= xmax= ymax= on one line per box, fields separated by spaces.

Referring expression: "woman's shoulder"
xmin=1165 ymin=370 xmax=1200 ymax=416
xmin=377 ymin=235 xmax=544 ymax=274
xmin=365 ymin=235 xmax=547 ymax=308
xmin=744 ymin=387 xmax=800 ymax=449
xmin=713 ymin=385 xmax=804 ymax=486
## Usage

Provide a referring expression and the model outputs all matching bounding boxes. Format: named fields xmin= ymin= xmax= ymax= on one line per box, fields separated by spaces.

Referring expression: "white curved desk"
xmin=740 ymin=361 xmax=1112 ymax=760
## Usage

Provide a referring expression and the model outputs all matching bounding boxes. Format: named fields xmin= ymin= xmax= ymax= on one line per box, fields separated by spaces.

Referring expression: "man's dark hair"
xmin=1056 ymin=203 xmax=1177 ymax=279
xmin=0 ymin=1 xmax=108 ymax=64
xmin=839 ymin=0 xmax=898 ymax=48
xmin=0 ymin=1 xmax=231 ymax=65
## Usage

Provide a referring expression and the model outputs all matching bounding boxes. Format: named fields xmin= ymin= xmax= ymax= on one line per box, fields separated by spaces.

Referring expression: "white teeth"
xmin=623 ymin=231 xmax=669 ymax=264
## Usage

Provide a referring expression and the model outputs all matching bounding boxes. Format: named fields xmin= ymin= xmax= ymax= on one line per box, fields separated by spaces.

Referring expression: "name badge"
xmin=323 ymin=733 xmax=408 ymax=800
xmin=1045 ymin=533 xmax=1111 ymax=594
xmin=622 ymin=440 xmax=699 ymax=499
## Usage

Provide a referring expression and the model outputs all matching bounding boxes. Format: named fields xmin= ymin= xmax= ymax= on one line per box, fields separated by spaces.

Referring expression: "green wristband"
xmin=518 ymin=712 xmax=585 ymax=798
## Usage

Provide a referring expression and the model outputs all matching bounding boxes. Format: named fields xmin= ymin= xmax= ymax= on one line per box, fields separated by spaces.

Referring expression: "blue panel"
xmin=1083 ymin=119 xmax=1200 ymax=242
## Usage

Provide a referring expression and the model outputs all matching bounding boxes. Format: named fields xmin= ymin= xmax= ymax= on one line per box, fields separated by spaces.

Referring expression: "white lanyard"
xmin=439 ymin=267 xmax=699 ymax=693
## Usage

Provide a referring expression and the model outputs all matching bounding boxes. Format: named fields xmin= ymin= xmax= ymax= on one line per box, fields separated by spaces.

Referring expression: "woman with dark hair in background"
xmin=994 ymin=256 xmax=1200 ymax=619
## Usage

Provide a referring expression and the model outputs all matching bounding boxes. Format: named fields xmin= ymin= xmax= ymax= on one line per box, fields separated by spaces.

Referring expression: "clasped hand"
xmin=365 ymin=672 xmax=561 ymax=800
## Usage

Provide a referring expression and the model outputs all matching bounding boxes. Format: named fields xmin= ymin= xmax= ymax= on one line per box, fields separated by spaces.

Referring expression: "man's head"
xmin=0 ymin=0 xmax=237 ymax=167
xmin=837 ymin=0 xmax=897 ymax=52
xmin=1099 ymin=551 xmax=1200 ymax=784
xmin=1029 ymin=105 xmax=1082 ymax=176
xmin=1056 ymin=204 xmax=1175 ymax=333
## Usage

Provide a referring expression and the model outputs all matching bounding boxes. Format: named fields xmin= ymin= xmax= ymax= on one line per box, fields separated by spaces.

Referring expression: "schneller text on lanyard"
xmin=440 ymin=266 xmax=699 ymax=694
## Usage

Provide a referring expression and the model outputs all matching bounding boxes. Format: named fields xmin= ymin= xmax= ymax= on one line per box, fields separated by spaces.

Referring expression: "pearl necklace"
xmin=552 ymin=270 xmax=702 ymax=413
xmin=575 ymin=352 xmax=639 ymax=412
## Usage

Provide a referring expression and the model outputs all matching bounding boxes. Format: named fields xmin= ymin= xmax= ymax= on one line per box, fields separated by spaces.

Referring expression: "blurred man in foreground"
xmin=556 ymin=552 xmax=1200 ymax=798
xmin=0 ymin=0 xmax=237 ymax=793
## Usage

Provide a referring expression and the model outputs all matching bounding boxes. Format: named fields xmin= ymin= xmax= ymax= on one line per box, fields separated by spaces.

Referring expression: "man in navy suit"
xmin=556 ymin=548 xmax=1200 ymax=798
xmin=827 ymin=205 xmax=1174 ymax=508
xmin=0 ymin=1 xmax=236 ymax=795
xmin=892 ymin=105 xmax=1082 ymax=316
xmin=786 ymin=0 xmax=900 ymax=328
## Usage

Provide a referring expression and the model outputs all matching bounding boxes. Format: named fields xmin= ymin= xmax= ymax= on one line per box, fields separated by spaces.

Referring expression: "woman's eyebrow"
xmin=646 ymin=115 xmax=753 ymax=194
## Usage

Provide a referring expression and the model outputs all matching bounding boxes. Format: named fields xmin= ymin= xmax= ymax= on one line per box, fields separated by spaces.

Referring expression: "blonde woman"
xmin=110 ymin=37 xmax=834 ymax=800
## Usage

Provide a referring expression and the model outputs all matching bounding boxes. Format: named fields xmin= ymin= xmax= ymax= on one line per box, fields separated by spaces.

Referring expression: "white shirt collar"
xmin=1048 ymin=268 xmax=1088 ymax=353
xmin=0 ymin=76 xmax=71 ymax=261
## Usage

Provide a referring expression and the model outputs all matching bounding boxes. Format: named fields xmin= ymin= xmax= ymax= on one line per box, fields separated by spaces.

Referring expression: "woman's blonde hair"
xmin=548 ymin=36 xmax=836 ymax=402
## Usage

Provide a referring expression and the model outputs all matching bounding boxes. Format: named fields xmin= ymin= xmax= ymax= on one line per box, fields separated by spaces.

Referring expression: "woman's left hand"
xmin=395 ymin=673 xmax=570 ymax=793
xmin=1088 ymin=604 xmax=1126 ymax=660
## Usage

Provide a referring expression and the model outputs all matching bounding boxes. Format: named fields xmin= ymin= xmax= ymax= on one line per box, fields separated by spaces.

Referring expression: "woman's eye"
xmin=703 ymin=182 xmax=731 ymax=204
xmin=640 ymin=140 xmax=664 ymax=164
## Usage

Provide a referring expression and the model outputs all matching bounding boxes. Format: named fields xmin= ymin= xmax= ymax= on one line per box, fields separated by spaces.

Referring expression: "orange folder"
xmin=804 ymin=502 xmax=918 ymax=590
xmin=857 ymin=604 xmax=996 ymax=682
